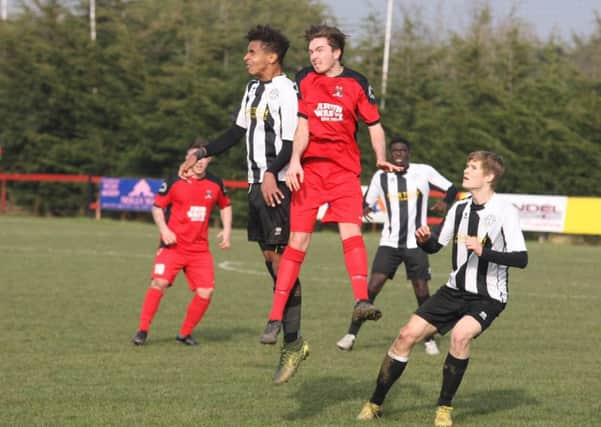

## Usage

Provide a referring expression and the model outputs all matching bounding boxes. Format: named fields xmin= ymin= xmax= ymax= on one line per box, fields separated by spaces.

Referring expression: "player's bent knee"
xmin=450 ymin=331 xmax=473 ymax=352
xmin=195 ymin=287 xmax=213 ymax=299
xmin=396 ymin=326 xmax=420 ymax=348
xmin=150 ymin=279 xmax=170 ymax=291
xmin=288 ymin=232 xmax=311 ymax=251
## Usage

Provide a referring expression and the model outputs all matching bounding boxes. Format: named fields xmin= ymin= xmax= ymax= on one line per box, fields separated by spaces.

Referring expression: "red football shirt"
xmin=153 ymin=172 xmax=230 ymax=251
xmin=296 ymin=67 xmax=380 ymax=175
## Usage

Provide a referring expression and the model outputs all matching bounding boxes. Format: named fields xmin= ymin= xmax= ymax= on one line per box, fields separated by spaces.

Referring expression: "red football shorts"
xmin=151 ymin=245 xmax=215 ymax=290
xmin=290 ymin=159 xmax=363 ymax=232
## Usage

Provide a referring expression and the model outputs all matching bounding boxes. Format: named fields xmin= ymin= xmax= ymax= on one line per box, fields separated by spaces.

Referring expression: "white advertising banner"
xmin=318 ymin=190 xmax=568 ymax=233
xmin=495 ymin=193 xmax=567 ymax=232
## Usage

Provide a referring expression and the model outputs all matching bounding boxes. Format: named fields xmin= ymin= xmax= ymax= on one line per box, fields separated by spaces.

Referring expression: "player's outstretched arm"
xmin=368 ymin=123 xmax=403 ymax=173
xmin=286 ymin=117 xmax=309 ymax=191
xmin=179 ymin=126 xmax=246 ymax=180
xmin=217 ymin=205 xmax=232 ymax=250
xmin=178 ymin=153 xmax=201 ymax=181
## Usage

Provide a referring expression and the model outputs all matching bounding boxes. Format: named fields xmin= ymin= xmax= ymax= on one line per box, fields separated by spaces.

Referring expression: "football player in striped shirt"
xmin=131 ymin=139 xmax=232 ymax=346
xmin=336 ymin=136 xmax=457 ymax=355
xmin=357 ymin=151 xmax=527 ymax=427
xmin=179 ymin=26 xmax=304 ymax=353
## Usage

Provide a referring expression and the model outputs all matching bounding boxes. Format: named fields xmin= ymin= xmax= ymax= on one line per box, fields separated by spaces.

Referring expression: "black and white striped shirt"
xmin=365 ymin=163 xmax=454 ymax=249
xmin=235 ymin=75 xmax=297 ymax=184
xmin=435 ymin=193 xmax=527 ymax=303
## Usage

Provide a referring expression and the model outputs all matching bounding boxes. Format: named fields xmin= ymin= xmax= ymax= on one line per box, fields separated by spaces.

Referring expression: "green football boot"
xmin=272 ymin=337 xmax=310 ymax=385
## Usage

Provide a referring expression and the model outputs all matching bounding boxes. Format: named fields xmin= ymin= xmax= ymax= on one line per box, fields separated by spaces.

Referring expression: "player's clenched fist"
xmin=415 ymin=226 xmax=431 ymax=245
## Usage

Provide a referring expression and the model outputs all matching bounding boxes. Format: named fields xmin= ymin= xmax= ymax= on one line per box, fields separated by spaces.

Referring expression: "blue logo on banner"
xmin=100 ymin=177 xmax=164 ymax=211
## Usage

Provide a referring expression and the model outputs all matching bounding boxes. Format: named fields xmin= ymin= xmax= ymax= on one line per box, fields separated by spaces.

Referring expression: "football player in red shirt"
xmin=262 ymin=25 xmax=402 ymax=384
xmin=131 ymin=138 xmax=232 ymax=346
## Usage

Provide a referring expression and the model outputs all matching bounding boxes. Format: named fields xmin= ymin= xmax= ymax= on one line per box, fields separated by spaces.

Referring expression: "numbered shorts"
xmin=247 ymin=182 xmax=291 ymax=246
xmin=290 ymin=159 xmax=363 ymax=232
xmin=415 ymin=285 xmax=505 ymax=335
xmin=151 ymin=246 xmax=215 ymax=290
xmin=371 ymin=246 xmax=431 ymax=281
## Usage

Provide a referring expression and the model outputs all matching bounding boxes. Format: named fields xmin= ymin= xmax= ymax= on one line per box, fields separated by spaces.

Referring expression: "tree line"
xmin=1 ymin=0 xmax=600 ymax=219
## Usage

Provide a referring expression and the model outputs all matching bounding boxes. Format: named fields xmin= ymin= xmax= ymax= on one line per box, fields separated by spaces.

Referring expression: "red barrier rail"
xmin=0 ymin=173 xmax=251 ymax=213
xmin=0 ymin=173 xmax=447 ymax=225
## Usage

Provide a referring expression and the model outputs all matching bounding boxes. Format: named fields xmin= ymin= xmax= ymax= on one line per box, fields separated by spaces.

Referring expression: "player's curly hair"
xmin=246 ymin=25 xmax=290 ymax=65
xmin=304 ymin=24 xmax=347 ymax=61
xmin=390 ymin=136 xmax=411 ymax=151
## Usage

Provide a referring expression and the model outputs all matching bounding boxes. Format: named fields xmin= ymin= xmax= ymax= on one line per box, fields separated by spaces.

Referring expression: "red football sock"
xmin=138 ymin=287 xmax=164 ymax=331
xmin=342 ymin=236 xmax=369 ymax=301
xmin=179 ymin=294 xmax=211 ymax=336
xmin=268 ymin=247 xmax=305 ymax=321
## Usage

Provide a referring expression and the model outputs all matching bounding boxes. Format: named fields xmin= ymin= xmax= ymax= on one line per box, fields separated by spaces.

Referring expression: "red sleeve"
xmin=217 ymin=189 xmax=231 ymax=209
xmin=298 ymin=97 xmax=308 ymax=119
xmin=357 ymin=84 xmax=380 ymax=125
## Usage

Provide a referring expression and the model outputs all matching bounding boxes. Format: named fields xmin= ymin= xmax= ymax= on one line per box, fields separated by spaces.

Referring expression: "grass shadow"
xmin=456 ymin=388 xmax=540 ymax=417
xmin=127 ymin=326 xmax=256 ymax=346
xmin=392 ymin=387 xmax=540 ymax=420
xmin=281 ymin=375 xmax=537 ymax=422
xmin=282 ymin=376 xmax=427 ymax=421
xmin=283 ymin=376 xmax=370 ymax=420
xmin=197 ymin=326 xmax=257 ymax=342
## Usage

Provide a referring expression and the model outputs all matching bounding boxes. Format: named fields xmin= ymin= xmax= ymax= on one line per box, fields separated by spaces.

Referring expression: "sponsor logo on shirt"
xmin=248 ymin=106 xmax=269 ymax=120
xmin=484 ymin=214 xmax=496 ymax=225
xmin=387 ymin=189 xmax=422 ymax=202
xmin=455 ymin=233 xmax=487 ymax=244
xmin=314 ymin=102 xmax=343 ymax=122
xmin=187 ymin=206 xmax=207 ymax=222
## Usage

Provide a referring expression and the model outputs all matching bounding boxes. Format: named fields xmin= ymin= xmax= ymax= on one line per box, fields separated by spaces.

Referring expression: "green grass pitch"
xmin=1 ymin=216 xmax=600 ymax=426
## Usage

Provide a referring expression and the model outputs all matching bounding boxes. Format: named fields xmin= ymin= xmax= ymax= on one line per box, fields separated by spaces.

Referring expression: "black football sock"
xmin=283 ymin=280 xmax=302 ymax=343
xmin=348 ymin=318 xmax=363 ymax=335
xmin=265 ymin=261 xmax=277 ymax=287
xmin=370 ymin=353 xmax=408 ymax=405
xmin=437 ymin=353 xmax=469 ymax=406
xmin=415 ymin=293 xmax=429 ymax=306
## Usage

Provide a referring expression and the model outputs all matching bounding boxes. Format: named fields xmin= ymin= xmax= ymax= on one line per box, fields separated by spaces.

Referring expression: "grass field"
xmin=1 ymin=216 xmax=600 ymax=426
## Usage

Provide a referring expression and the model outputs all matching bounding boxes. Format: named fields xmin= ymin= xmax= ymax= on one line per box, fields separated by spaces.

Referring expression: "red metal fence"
xmin=0 ymin=173 xmax=445 ymax=224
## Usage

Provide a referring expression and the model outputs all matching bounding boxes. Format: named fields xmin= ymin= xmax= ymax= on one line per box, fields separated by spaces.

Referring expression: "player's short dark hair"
xmin=246 ymin=25 xmax=290 ymax=65
xmin=304 ymin=24 xmax=346 ymax=60
xmin=467 ymin=150 xmax=505 ymax=188
xmin=390 ymin=136 xmax=411 ymax=151
xmin=189 ymin=137 xmax=208 ymax=150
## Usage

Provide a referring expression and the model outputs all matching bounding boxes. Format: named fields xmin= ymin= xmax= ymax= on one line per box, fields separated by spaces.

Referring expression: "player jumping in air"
xmin=262 ymin=24 xmax=402 ymax=385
